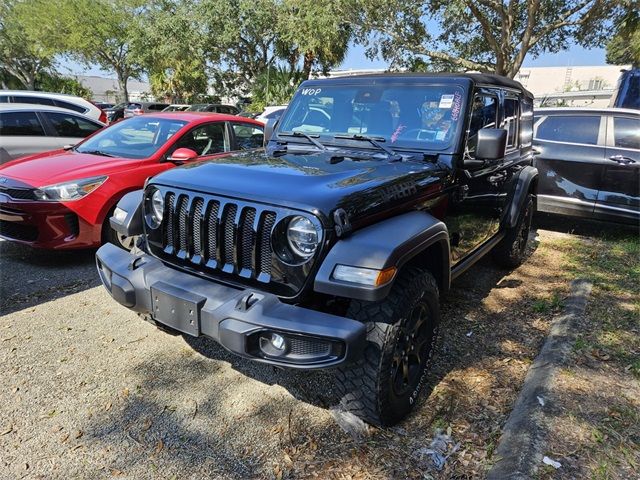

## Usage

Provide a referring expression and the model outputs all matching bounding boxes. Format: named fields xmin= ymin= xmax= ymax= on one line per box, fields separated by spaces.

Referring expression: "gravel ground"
xmin=0 ymin=221 xmax=627 ymax=479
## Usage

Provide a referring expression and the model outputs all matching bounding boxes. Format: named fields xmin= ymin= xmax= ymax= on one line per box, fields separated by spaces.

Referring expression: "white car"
xmin=255 ymin=105 xmax=288 ymax=123
xmin=0 ymin=90 xmax=107 ymax=123
xmin=0 ymin=104 xmax=105 ymax=164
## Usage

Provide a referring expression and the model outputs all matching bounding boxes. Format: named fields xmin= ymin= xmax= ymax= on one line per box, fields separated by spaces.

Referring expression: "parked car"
xmin=533 ymin=107 xmax=639 ymax=224
xmin=0 ymin=90 xmax=107 ymax=123
xmin=97 ymin=73 xmax=537 ymax=426
xmin=0 ymin=112 xmax=264 ymax=249
xmin=610 ymin=68 xmax=639 ymax=110
xmin=104 ymin=102 xmax=127 ymax=123
xmin=0 ymin=104 xmax=105 ymax=164
xmin=255 ymin=105 xmax=287 ymax=123
xmin=162 ymin=104 xmax=190 ymax=112
xmin=185 ymin=104 xmax=240 ymax=114
xmin=124 ymin=102 xmax=170 ymax=118
xmin=94 ymin=102 xmax=115 ymax=110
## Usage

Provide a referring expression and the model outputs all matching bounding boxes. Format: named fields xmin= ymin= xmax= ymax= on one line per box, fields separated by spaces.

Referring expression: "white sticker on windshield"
xmin=439 ymin=94 xmax=454 ymax=109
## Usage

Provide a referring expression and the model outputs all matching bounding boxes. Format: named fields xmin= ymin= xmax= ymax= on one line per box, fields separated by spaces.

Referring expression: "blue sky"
xmin=63 ymin=43 xmax=608 ymax=78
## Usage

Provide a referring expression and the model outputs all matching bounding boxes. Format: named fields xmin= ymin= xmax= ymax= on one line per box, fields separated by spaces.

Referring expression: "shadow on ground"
xmin=77 ymin=230 xmax=575 ymax=478
xmin=0 ymin=240 xmax=99 ymax=315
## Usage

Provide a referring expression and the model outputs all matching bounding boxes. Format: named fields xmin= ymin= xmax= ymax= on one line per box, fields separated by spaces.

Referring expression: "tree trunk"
xmin=302 ymin=50 xmax=315 ymax=79
xmin=116 ymin=70 xmax=129 ymax=103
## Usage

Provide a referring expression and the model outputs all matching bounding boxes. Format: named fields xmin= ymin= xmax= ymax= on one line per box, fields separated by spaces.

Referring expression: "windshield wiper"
xmin=278 ymin=131 xmax=327 ymax=151
xmin=333 ymin=134 xmax=401 ymax=160
xmin=79 ymin=149 xmax=115 ymax=157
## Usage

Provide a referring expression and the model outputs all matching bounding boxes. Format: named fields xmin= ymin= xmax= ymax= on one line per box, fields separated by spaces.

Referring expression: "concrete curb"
xmin=487 ymin=279 xmax=592 ymax=480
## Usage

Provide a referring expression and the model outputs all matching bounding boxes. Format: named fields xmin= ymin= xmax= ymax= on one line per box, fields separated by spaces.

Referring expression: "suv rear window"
xmin=13 ymin=96 xmax=55 ymax=106
xmin=535 ymin=115 xmax=601 ymax=145
xmin=0 ymin=111 xmax=45 ymax=136
xmin=613 ymin=117 xmax=640 ymax=150
xmin=53 ymin=99 xmax=86 ymax=114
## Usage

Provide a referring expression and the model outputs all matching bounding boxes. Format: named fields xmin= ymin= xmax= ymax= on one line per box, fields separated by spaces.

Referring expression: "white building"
xmin=71 ymin=75 xmax=153 ymax=102
xmin=514 ymin=65 xmax=630 ymax=107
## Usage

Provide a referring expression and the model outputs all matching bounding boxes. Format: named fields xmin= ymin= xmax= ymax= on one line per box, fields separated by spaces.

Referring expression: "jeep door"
xmin=446 ymin=88 xmax=502 ymax=263
xmin=533 ymin=112 xmax=606 ymax=217
xmin=594 ymin=114 xmax=640 ymax=223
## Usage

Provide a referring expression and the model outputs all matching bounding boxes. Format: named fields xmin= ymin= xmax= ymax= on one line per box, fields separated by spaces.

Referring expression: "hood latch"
xmin=333 ymin=208 xmax=352 ymax=237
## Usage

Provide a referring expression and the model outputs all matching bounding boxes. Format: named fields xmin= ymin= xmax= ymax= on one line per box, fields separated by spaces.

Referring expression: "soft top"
xmin=304 ymin=72 xmax=533 ymax=99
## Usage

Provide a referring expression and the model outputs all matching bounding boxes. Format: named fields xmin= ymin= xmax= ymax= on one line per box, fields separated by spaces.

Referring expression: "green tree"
xmin=0 ymin=0 xmax=56 ymax=89
xmin=248 ymin=66 xmax=305 ymax=111
xmin=25 ymin=0 xmax=144 ymax=101
xmin=136 ymin=0 xmax=209 ymax=102
xmin=606 ymin=1 xmax=639 ymax=67
xmin=352 ymin=0 xmax=617 ymax=77
xmin=277 ymin=0 xmax=351 ymax=77
xmin=37 ymin=73 xmax=93 ymax=98
xmin=199 ymin=0 xmax=281 ymax=91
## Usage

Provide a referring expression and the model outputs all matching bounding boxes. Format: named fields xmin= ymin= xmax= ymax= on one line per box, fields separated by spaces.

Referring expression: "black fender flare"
xmin=505 ymin=166 xmax=538 ymax=228
xmin=109 ymin=189 xmax=144 ymax=237
xmin=314 ymin=211 xmax=450 ymax=302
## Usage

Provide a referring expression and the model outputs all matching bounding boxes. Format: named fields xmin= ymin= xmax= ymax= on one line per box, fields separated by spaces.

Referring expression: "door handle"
xmin=609 ymin=155 xmax=637 ymax=165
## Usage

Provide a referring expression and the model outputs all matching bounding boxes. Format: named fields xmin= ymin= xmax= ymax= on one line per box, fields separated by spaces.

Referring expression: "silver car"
xmin=0 ymin=104 xmax=105 ymax=164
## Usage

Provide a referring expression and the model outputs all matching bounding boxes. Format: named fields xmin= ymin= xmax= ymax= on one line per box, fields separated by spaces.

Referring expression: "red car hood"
xmin=0 ymin=150 xmax=141 ymax=185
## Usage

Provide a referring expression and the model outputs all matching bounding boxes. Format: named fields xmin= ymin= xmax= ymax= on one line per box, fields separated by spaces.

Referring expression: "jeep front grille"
xmin=159 ymin=191 xmax=278 ymax=280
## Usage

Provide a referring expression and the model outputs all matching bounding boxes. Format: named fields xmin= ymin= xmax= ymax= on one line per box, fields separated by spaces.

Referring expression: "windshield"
xmin=277 ymin=83 xmax=466 ymax=151
xmin=75 ymin=116 xmax=188 ymax=159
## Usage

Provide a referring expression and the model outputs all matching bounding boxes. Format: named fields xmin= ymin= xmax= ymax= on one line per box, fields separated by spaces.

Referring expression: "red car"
xmin=0 ymin=112 xmax=264 ymax=249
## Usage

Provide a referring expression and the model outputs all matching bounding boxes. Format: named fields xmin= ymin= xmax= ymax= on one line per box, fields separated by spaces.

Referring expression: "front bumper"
xmin=96 ymin=243 xmax=366 ymax=369
xmin=0 ymin=195 xmax=98 ymax=248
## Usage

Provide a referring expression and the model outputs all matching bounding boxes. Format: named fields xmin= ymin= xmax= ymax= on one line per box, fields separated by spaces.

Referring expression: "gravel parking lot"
xmin=1 ymin=221 xmax=637 ymax=479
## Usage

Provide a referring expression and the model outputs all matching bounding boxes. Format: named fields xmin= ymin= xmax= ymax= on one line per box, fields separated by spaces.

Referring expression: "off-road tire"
xmin=335 ymin=267 xmax=440 ymax=426
xmin=492 ymin=194 xmax=534 ymax=269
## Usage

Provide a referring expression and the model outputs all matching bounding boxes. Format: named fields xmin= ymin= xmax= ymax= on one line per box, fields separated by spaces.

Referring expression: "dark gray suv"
xmin=534 ymin=107 xmax=639 ymax=225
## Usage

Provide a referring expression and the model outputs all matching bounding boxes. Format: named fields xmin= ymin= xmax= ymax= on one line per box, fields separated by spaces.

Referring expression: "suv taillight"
xmin=133 ymin=108 xmax=143 ymax=115
xmin=98 ymin=110 xmax=107 ymax=123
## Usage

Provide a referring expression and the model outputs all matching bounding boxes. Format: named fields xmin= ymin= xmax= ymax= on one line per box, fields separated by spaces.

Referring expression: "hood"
xmin=150 ymin=150 xmax=450 ymax=225
xmin=0 ymin=150 xmax=141 ymax=185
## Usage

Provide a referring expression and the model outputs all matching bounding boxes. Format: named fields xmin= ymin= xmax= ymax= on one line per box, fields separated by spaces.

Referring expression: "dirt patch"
xmin=0 ymin=225 xmax=635 ymax=479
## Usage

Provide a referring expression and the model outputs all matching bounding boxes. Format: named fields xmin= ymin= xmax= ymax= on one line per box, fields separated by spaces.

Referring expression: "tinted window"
xmin=520 ymin=97 xmax=534 ymax=147
xmin=13 ymin=96 xmax=55 ymax=106
xmin=44 ymin=112 xmax=102 ymax=138
xmin=149 ymin=104 xmax=168 ymax=111
xmin=0 ymin=96 xmax=8 ymax=103
xmin=466 ymin=93 xmax=498 ymax=156
xmin=502 ymin=97 xmax=519 ymax=149
xmin=53 ymin=100 xmax=86 ymax=113
xmin=232 ymin=123 xmax=264 ymax=150
xmin=173 ymin=123 xmax=229 ymax=155
xmin=613 ymin=117 xmax=640 ymax=150
xmin=127 ymin=103 xmax=142 ymax=110
xmin=75 ymin=117 xmax=188 ymax=159
xmin=536 ymin=115 xmax=600 ymax=145
xmin=0 ymin=111 xmax=45 ymax=136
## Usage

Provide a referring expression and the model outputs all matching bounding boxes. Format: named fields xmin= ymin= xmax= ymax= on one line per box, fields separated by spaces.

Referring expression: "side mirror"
xmin=475 ymin=128 xmax=507 ymax=161
xmin=63 ymin=144 xmax=76 ymax=150
xmin=263 ymin=118 xmax=279 ymax=146
xmin=167 ymin=147 xmax=198 ymax=164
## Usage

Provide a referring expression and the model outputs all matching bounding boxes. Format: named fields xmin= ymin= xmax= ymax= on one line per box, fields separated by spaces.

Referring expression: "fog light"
xmin=271 ymin=333 xmax=286 ymax=351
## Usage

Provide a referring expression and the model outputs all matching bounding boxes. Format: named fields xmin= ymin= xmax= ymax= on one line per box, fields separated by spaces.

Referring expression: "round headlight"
xmin=287 ymin=216 xmax=319 ymax=258
xmin=147 ymin=189 xmax=164 ymax=228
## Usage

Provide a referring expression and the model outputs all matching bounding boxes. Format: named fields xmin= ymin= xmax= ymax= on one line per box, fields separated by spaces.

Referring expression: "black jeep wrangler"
xmin=96 ymin=73 xmax=537 ymax=426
